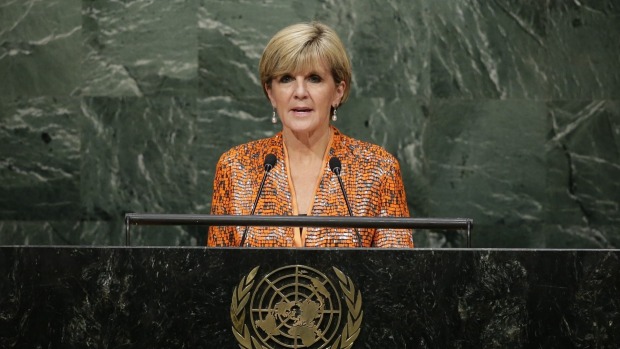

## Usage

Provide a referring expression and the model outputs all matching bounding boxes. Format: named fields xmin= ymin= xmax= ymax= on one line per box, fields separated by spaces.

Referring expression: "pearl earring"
xmin=271 ymin=110 xmax=277 ymax=124
xmin=331 ymin=108 xmax=337 ymax=122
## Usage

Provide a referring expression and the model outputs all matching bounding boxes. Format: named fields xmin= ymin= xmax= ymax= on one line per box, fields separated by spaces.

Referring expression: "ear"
xmin=265 ymin=83 xmax=277 ymax=108
xmin=333 ymin=80 xmax=346 ymax=107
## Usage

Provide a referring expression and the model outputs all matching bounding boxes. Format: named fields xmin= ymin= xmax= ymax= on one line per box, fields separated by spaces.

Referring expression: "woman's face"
xmin=266 ymin=61 xmax=345 ymax=137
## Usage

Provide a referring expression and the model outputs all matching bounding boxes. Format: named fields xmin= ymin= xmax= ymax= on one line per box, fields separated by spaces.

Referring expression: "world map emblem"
xmin=231 ymin=265 xmax=363 ymax=349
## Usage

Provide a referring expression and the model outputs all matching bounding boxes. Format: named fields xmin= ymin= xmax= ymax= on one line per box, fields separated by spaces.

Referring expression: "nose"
xmin=293 ymin=78 xmax=308 ymax=99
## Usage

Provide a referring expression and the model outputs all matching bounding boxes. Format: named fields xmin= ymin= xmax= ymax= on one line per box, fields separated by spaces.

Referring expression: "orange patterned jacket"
xmin=208 ymin=126 xmax=413 ymax=248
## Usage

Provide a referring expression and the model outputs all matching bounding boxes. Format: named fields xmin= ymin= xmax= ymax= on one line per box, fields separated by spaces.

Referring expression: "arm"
xmin=207 ymin=155 xmax=239 ymax=246
xmin=372 ymin=160 xmax=414 ymax=248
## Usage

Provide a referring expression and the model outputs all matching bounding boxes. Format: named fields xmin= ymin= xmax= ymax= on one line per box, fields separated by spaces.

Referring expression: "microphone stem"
xmin=240 ymin=170 xmax=269 ymax=247
xmin=336 ymin=176 xmax=354 ymax=217
xmin=335 ymin=173 xmax=363 ymax=247
xmin=251 ymin=172 xmax=269 ymax=217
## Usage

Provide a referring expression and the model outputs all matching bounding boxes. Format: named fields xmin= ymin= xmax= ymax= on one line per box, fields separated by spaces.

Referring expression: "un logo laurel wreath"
xmin=230 ymin=266 xmax=363 ymax=349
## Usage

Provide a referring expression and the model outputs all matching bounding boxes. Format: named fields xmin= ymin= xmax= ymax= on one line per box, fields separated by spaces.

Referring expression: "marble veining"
xmin=1 ymin=0 xmax=619 ymax=248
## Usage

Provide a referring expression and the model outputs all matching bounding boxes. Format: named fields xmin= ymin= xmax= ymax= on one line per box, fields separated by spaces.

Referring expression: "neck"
xmin=283 ymin=126 xmax=332 ymax=160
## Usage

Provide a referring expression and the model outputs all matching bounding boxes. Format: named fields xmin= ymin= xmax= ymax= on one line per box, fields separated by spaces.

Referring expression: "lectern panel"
xmin=1 ymin=247 xmax=618 ymax=348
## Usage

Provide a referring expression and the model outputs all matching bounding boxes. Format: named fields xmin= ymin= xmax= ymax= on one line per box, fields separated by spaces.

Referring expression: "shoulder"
xmin=332 ymin=129 xmax=400 ymax=175
xmin=217 ymin=133 xmax=282 ymax=168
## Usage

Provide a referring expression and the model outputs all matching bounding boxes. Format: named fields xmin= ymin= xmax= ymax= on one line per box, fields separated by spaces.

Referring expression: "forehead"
xmin=274 ymin=47 xmax=332 ymax=75
xmin=279 ymin=59 xmax=331 ymax=76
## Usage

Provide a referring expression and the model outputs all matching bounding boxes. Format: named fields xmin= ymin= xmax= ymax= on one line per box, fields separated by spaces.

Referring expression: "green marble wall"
xmin=1 ymin=0 xmax=619 ymax=248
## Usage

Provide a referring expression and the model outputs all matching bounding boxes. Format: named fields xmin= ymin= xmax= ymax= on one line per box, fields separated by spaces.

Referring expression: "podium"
xmin=2 ymin=246 xmax=619 ymax=348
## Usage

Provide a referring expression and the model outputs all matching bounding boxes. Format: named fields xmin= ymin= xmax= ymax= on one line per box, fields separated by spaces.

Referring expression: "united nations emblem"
xmin=230 ymin=265 xmax=363 ymax=349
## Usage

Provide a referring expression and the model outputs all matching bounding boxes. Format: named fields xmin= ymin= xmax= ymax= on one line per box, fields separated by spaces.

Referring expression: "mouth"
xmin=290 ymin=107 xmax=314 ymax=118
xmin=291 ymin=107 xmax=313 ymax=113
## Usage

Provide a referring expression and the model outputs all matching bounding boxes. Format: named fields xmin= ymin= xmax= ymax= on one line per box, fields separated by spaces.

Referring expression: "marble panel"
xmin=545 ymin=100 xmax=620 ymax=248
xmin=1 ymin=0 xmax=619 ymax=249
xmin=80 ymin=0 xmax=198 ymax=96
xmin=79 ymin=96 xmax=208 ymax=245
xmin=197 ymin=95 xmax=276 ymax=151
xmin=472 ymin=223 xmax=546 ymax=249
xmin=198 ymin=0 xmax=304 ymax=98
xmin=198 ymin=0 xmax=430 ymax=99
xmin=424 ymin=99 xmax=547 ymax=247
xmin=0 ymin=97 xmax=81 ymax=220
xmin=338 ymin=97 xmax=429 ymax=217
xmin=126 ymin=224 xmax=203 ymax=247
xmin=0 ymin=221 xmax=83 ymax=246
xmin=412 ymin=228 xmax=470 ymax=248
xmin=0 ymin=0 xmax=82 ymax=97
xmin=543 ymin=223 xmax=619 ymax=249
xmin=333 ymin=0 xmax=429 ymax=99
xmin=546 ymin=2 xmax=620 ymax=99
xmin=429 ymin=0 xmax=549 ymax=99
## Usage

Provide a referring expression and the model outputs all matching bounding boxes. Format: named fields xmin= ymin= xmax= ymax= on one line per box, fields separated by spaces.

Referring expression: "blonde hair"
xmin=259 ymin=22 xmax=352 ymax=105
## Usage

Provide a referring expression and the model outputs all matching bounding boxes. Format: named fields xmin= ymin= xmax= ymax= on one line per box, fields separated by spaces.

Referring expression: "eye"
xmin=308 ymin=74 xmax=322 ymax=83
xmin=278 ymin=75 xmax=293 ymax=83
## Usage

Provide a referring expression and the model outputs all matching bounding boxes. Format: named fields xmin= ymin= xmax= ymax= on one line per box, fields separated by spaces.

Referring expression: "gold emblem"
xmin=231 ymin=265 xmax=363 ymax=349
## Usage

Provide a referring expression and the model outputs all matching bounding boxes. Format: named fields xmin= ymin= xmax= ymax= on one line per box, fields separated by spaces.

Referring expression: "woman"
xmin=208 ymin=22 xmax=413 ymax=248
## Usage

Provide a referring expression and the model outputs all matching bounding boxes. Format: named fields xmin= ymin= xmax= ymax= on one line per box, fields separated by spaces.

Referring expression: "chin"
xmin=287 ymin=122 xmax=327 ymax=133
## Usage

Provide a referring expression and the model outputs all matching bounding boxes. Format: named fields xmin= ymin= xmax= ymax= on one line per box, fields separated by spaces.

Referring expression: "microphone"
xmin=239 ymin=153 xmax=277 ymax=246
xmin=329 ymin=156 xmax=363 ymax=247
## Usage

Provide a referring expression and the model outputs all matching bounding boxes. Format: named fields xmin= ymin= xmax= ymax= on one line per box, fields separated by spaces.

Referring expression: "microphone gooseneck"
xmin=239 ymin=153 xmax=277 ymax=247
xmin=329 ymin=156 xmax=363 ymax=247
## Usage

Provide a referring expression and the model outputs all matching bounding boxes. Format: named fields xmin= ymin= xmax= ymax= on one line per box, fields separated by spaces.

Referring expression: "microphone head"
xmin=264 ymin=153 xmax=277 ymax=171
xmin=328 ymin=156 xmax=342 ymax=175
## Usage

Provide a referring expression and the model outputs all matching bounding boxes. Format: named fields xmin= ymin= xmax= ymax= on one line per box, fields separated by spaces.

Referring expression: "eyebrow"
xmin=277 ymin=70 xmax=323 ymax=78
xmin=299 ymin=69 xmax=325 ymax=76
